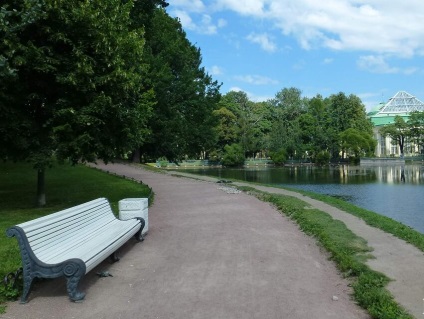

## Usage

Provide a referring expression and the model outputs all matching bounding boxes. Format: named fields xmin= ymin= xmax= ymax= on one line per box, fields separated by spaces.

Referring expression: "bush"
xmin=270 ymin=149 xmax=287 ymax=165
xmin=221 ymin=144 xmax=245 ymax=167
xmin=315 ymin=151 xmax=330 ymax=165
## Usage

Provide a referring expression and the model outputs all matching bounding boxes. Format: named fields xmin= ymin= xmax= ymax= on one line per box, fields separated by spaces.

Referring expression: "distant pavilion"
xmin=367 ymin=91 xmax=424 ymax=157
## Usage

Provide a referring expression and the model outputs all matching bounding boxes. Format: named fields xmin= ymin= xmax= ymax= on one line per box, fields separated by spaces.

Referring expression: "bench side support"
xmin=134 ymin=217 xmax=145 ymax=242
xmin=6 ymin=226 xmax=87 ymax=303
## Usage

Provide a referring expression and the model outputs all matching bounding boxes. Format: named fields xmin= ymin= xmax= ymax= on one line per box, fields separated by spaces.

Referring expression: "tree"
xmin=221 ymin=144 xmax=245 ymax=167
xmin=306 ymin=95 xmax=332 ymax=154
xmin=339 ymin=128 xmax=376 ymax=161
xmin=380 ymin=116 xmax=409 ymax=157
xmin=216 ymin=91 xmax=271 ymax=158
xmin=326 ymin=93 xmax=373 ymax=159
xmin=407 ymin=111 xmax=424 ymax=154
xmin=270 ymin=148 xmax=287 ymax=165
xmin=212 ymin=106 xmax=238 ymax=151
xmin=0 ymin=0 xmax=152 ymax=206
xmin=139 ymin=9 xmax=221 ymax=161
xmin=268 ymin=88 xmax=307 ymax=159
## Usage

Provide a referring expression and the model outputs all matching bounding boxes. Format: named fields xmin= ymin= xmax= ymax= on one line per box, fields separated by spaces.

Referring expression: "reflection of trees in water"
xmin=401 ymin=166 xmax=405 ymax=183
xmin=368 ymin=165 xmax=422 ymax=184
xmin=193 ymin=165 xmax=424 ymax=185
xmin=278 ymin=165 xmax=422 ymax=184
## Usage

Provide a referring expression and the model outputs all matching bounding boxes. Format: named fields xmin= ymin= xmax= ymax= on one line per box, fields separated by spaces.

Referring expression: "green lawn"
xmin=0 ymin=161 xmax=152 ymax=312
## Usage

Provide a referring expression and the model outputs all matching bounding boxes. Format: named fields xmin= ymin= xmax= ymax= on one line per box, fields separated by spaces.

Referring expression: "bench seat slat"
xmin=30 ymin=211 xmax=115 ymax=253
xmin=37 ymin=219 xmax=139 ymax=265
xmin=18 ymin=198 xmax=109 ymax=232
xmin=24 ymin=205 xmax=112 ymax=241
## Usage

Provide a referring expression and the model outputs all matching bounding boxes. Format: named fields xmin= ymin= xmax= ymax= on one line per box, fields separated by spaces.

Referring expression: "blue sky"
xmin=168 ymin=0 xmax=424 ymax=111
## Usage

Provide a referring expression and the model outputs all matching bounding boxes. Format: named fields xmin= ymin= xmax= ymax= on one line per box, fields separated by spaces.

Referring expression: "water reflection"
xmin=179 ymin=165 xmax=424 ymax=234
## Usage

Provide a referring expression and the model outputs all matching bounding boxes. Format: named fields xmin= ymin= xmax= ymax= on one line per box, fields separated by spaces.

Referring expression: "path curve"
xmin=171 ymin=169 xmax=424 ymax=318
xmin=3 ymin=162 xmax=370 ymax=319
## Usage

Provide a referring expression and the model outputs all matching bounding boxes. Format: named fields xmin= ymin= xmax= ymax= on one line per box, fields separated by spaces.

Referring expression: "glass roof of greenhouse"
xmin=378 ymin=91 xmax=424 ymax=114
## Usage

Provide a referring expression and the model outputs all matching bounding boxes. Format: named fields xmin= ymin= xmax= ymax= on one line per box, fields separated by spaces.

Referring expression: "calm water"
xmin=176 ymin=165 xmax=424 ymax=234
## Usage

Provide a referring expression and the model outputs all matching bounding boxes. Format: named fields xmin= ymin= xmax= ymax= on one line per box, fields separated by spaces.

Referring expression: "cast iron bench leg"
xmin=64 ymin=261 xmax=86 ymax=302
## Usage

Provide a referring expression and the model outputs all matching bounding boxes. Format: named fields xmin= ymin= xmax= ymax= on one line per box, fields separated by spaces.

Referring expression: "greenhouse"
xmin=368 ymin=91 xmax=424 ymax=157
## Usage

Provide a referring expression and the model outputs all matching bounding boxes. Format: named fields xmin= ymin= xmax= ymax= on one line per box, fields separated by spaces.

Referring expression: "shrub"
xmin=270 ymin=149 xmax=287 ymax=165
xmin=315 ymin=151 xmax=330 ymax=165
xmin=222 ymin=144 xmax=245 ymax=167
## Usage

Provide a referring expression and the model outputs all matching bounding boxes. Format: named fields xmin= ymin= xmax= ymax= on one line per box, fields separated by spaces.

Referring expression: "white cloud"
xmin=214 ymin=0 xmax=267 ymax=16
xmin=246 ymin=33 xmax=277 ymax=52
xmin=170 ymin=0 xmax=206 ymax=13
xmin=172 ymin=10 xmax=195 ymax=29
xmin=172 ymin=10 xmax=226 ymax=35
xmin=211 ymin=0 xmax=424 ymax=57
xmin=323 ymin=58 xmax=333 ymax=64
xmin=234 ymin=74 xmax=278 ymax=85
xmin=357 ymin=55 xmax=398 ymax=74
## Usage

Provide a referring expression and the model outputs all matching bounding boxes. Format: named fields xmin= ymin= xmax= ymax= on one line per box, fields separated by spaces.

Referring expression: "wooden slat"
xmin=19 ymin=198 xmax=108 ymax=229
xmin=40 ymin=219 xmax=140 ymax=266
xmin=29 ymin=206 xmax=112 ymax=249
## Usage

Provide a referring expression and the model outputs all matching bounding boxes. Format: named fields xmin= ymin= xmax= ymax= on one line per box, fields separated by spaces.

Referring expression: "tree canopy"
xmin=138 ymin=8 xmax=221 ymax=162
xmin=206 ymin=88 xmax=379 ymax=165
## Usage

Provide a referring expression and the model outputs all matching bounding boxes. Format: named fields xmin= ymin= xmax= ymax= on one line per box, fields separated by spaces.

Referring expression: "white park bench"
xmin=6 ymin=197 xmax=145 ymax=303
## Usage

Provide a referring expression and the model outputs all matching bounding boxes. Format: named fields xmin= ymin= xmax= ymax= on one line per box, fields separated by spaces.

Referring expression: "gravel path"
xmin=171 ymin=169 xmax=424 ymax=318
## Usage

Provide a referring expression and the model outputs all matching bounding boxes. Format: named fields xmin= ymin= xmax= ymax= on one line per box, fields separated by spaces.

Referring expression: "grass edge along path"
xmin=0 ymin=162 xmax=153 ymax=313
xmin=238 ymin=186 xmax=413 ymax=319
xmin=293 ymin=188 xmax=424 ymax=253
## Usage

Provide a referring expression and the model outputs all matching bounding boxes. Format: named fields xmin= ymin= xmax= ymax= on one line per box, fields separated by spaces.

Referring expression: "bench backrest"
xmin=16 ymin=198 xmax=115 ymax=258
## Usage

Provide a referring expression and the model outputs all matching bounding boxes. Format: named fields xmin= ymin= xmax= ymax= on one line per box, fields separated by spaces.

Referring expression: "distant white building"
xmin=367 ymin=91 xmax=424 ymax=157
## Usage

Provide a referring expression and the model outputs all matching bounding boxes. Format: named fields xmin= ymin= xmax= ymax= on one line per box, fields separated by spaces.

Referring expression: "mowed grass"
xmin=0 ymin=161 xmax=152 ymax=311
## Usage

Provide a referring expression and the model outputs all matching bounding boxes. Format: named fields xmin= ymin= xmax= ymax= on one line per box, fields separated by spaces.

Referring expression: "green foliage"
xmin=0 ymin=0 xmax=152 ymax=166
xmin=140 ymin=9 xmax=221 ymax=161
xmin=222 ymin=144 xmax=245 ymax=167
xmin=268 ymin=88 xmax=306 ymax=158
xmin=408 ymin=111 xmax=424 ymax=148
xmin=379 ymin=116 xmax=409 ymax=156
xmin=270 ymin=148 xmax=287 ymax=165
xmin=213 ymin=106 xmax=238 ymax=149
xmin=315 ymin=150 xmax=330 ymax=165
xmin=339 ymin=128 xmax=377 ymax=159
xmin=214 ymin=91 xmax=272 ymax=158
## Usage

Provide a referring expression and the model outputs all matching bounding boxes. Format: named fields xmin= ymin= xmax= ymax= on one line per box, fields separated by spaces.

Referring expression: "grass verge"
xmin=0 ymin=161 xmax=152 ymax=313
xmin=286 ymin=188 xmax=424 ymax=253
xmin=238 ymin=186 xmax=413 ymax=319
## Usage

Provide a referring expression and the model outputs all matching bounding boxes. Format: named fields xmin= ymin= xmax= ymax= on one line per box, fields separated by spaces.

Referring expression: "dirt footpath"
xmin=2 ymin=162 xmax=395 ymax=318
xmin=172 ymin=169 xmax=424 ymax=318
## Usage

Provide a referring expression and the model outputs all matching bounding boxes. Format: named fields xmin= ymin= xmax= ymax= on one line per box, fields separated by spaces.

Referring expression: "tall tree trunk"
xmin=37 ymin=168 xmax=46 ymax=207
xmin=399 ymin=136 xmax=405 ymax=158
xmin=131 ymin=147 xmax=141 ymax=163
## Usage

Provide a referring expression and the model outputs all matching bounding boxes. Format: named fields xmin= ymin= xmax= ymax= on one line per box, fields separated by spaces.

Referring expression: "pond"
xmin=175 ymin=165 xmax=424 ymax=234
